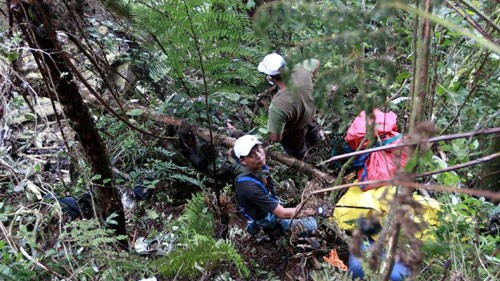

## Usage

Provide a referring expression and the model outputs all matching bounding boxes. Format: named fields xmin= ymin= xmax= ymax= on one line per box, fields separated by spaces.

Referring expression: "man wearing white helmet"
xmin=257 ymin=53 xmax=321 ymax=161
xmin=232 ymin=134 xmax=318 ymax=236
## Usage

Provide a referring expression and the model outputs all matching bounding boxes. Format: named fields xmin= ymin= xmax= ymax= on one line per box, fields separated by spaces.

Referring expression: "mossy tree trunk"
xmin=10 ymin=0 xmax=127 ymax=248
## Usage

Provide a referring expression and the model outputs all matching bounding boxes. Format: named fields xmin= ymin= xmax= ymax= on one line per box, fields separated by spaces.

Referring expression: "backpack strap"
xmin=237 ymin=176 xmax=278 ymax=202
xmin=236 ymin=175 xmax=279 ymax=223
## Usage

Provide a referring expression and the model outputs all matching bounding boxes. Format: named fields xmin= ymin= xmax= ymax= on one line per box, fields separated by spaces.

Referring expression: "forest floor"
xmin=140 ymin=187 xmax=350 ymax=280
xmin=3 ymin=100 xmax=351 ymax=280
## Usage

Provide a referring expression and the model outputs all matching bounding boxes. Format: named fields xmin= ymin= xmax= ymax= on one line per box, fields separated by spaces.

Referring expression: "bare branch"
xmin=318 ymin=127 xmax=500 ymax=166
xmin=417 ymin=152 xmax=500 ymax=178
xmin=311 ymin=177 xmax=500 ymax=201
xmin=454 ymin=0 xmax=500 ymax=34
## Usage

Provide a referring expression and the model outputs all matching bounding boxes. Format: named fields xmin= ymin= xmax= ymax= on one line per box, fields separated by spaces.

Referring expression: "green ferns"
xmin=155 ymin=192 xmax=249 ymax=278
xmin=61 ymin=218 xmax=128 ymax=248
xmin=107 ymin=0 xmax=263 ymax=98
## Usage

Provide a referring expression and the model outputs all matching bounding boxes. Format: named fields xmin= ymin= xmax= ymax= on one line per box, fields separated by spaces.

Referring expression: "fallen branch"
xmin=317 ymin=127 xmax=500 ymax=166
xmin=127 ymin=104 xmax=336 ymax=182
xmin=19 ymin=246 xmax=65 ymax=279
xmin=310 ymin=178 xmax=500 ymax=201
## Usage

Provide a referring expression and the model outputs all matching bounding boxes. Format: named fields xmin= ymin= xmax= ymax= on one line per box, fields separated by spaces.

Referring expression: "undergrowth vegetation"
xmin=154 ymin=193 xmax=249 ymax=278
xmin=0 ymin=0 xmax=499 ymax=280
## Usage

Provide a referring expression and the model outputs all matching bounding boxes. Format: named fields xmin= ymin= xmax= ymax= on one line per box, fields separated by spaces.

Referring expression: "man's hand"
xmin=227 ymin=120 xmax=244 ymax=138
xmin=177 ymin=120 xmax=196 ymax=148
xmin=177 ymin=120 xmax=192 ymax=135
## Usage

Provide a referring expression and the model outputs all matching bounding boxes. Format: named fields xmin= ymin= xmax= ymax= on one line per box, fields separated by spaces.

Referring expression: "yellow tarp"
xmin=333 ymin=184 xmax=440 ymax=240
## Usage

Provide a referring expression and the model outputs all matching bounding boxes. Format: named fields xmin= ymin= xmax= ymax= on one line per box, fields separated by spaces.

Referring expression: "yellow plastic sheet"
xmin=333 ymin=183 xmax=440 ymax=240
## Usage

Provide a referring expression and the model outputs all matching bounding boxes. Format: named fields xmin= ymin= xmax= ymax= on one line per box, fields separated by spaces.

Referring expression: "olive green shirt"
xmin=267 ymin=59 xmax=319 ymax=135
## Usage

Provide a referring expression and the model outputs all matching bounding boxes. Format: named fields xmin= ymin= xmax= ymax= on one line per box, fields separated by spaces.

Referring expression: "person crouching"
xmin=233 ymin=135 xmax=318 ymax=237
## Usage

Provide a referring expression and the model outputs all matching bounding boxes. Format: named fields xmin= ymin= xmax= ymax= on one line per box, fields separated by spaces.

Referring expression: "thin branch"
xmin=396 ymin=181 xmax=500 ymax=201
xmin=182 ymin=0 xmax=220 ymax=206
xmin=311 ymin=178 xmax=393 ymax=195
xmin=317 ymin=127 xmax=500 ymax=165
xmin=60 ymin=1 xmax=127 ymax=114
xmin=440 ymin=53 xmax=491 ymax=134
xmin=455 ymin=0 xmax=500 ymax=34
xmin=0 ymin=221 xmax=17 ymax=252
xmin=417 ymin=152 xmax=500 ymax=178
xmin=19 ymin=246 xmax=65 ymax=279
xmin=310 ymin=151 xmax=500 ymax=199
xmin=445 ymin=0 xmax=494 ymax=43
xmin=310 ymin=177 xmax=500 ymax=201
xmin=46 ymin=29 xmax=170 ymax=140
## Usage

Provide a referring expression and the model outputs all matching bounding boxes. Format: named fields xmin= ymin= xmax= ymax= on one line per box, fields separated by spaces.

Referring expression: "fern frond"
xmin=152 ymin=192 xmax=249 ymax=279
xmin=155 ymin=235 xmax=249 ymax=278
xmin=61 ymin=218 xmax=126 ymax=249
xmin=117 ymin=0 xmax=263 ymax=99
xmin=180 ymin=192 xmax=214 ymax=236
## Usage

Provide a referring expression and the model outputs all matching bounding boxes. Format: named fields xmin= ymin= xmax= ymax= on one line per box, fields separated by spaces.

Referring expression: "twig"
xmin=0 ymin=221 xmax=17 ymax=252
xmin=182 ymin=0 xmax=221 ymax=207
xmin=445 ymin=0 xmax=494 ymax=42
xmin=317 ymin=127 xmax=500 ymax=166
xmin=416 ymin=152 xmax=500 ymax=178
xmin=455 ymin=0 xmax=500 ymax=34
xmin=309 ymin=176 xmax=500 ymax=201
xmin=440 ymin=53 xmax=490 ymax=135
xmin=311 ymin=179 xmax=392 ymax=195
xmin=19 ymin=246 xmax=65 ymax=279
xmin=395 ymin=181 xmax=500 ymax=201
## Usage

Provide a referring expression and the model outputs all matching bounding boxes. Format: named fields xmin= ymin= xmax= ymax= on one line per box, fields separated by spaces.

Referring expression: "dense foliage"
xmin=0 ymin=0 xmax=498 ymax=280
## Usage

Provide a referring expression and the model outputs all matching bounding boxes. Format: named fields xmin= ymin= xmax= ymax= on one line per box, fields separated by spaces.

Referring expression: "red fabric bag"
xmin=345 ymin=109 xmax=398 ymax=150
xmin=346 ymin=109 xmax=407 ymax=191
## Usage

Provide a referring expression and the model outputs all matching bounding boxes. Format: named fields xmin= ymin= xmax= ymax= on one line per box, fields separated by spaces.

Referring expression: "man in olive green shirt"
xmin=258 ymin=53 xmax=320 ymax=160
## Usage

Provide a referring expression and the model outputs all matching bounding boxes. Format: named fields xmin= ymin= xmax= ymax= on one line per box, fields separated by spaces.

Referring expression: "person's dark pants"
xmin=281 ymin=120 xmax=320 ymax=160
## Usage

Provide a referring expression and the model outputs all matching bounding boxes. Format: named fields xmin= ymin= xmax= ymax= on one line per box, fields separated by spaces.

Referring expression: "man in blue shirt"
xmin=232 ymin=134 xmax=318 ymax=235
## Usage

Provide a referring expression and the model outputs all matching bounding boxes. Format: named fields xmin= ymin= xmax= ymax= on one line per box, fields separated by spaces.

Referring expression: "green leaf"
xmin=91 ymin=174 xmax=102 ymax=181
xmin=395 ymin=71 xmax=410 ymax=81
xmin=126 ymin=109 xmax=144 ymax=116
xmin=421 ymin=150 xmax=433 ymax=163
xmin=6 ymin=52 xmax=18 ymax=62
xmin=405 ymin=151 xmax=419 ymax=172
xmin=222 ymin=92 xmax=240 ymax=102
xmin=469 ymin=139 xmax=479 ymax=150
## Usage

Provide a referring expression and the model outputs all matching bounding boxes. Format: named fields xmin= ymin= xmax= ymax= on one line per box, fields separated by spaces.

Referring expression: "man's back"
xmin=268 ymin=64 xmax=316 ymax=133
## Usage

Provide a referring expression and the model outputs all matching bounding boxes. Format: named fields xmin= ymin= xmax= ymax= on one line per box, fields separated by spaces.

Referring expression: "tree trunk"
xmin=10 ymin=0 xmax=127 ymax=247
xmin=409 ymin=0 xmax=433 ymax=129
xmin=480 ymin=129 xmax=500 ymax=192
